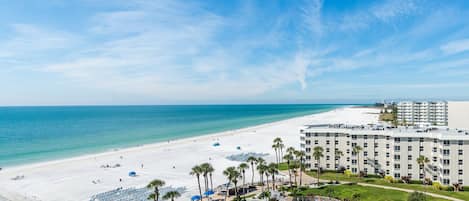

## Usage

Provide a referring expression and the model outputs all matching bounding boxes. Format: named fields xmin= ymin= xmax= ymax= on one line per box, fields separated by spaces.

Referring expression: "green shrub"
xmin=344 ymin=169 xmax=352 ymax=177
xmin=462 ymin=186 xmax=469 ymax=191
xmin=432 ymin=182 xmax=442 ymax=190
xmin=409 ymin=180 xmax=422 ymax=184
xmin=384 ymin=175 xmax=395 ymax=183
xmin=407 ymin=191 xmax=427 ymax=201
xmin=445 ymin=186 xmax=454 ymax=191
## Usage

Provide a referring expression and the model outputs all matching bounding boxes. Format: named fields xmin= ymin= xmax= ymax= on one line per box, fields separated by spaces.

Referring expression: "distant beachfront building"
xmin=396 ymin=101 xmax=448 ymax=126
xmin=300 ymin=124 xmax=469 ymax=186
xmin=448 ymin=101 xmax=469 ymax=130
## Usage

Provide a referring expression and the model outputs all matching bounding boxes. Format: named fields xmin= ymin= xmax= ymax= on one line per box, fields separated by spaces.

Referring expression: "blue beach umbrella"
xmin=204 ymin=190 xmax=214 ymax=196
xmin=191 ymin=195 xmax=202 ymax=201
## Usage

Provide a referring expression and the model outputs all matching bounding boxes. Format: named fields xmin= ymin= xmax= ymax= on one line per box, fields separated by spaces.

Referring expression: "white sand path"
xmin=0 ymin=107 xmax=379 ymax=201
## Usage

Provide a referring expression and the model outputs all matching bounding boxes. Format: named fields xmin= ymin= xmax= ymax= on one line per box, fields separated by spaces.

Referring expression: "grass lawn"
xmin=292 ymin=184 xmax=450 ymax=201
xmin=379 ymin=112 xmax=395 ymax=122
xmin=305 ymin=171 xmax=469 ymax=200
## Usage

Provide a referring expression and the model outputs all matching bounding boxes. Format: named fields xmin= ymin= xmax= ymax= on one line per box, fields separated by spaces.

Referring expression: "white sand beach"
xmin=0 ymin=107 xmax=379 ymax=201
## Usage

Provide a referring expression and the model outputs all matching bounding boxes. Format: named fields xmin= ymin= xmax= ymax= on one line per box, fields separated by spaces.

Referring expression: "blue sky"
xmin=1 ymin=0 xmax=469 ymax=105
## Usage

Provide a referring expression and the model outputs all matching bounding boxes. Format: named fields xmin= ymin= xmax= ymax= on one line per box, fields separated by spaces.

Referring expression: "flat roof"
xmin=302 ymin=124 xmax=469 ymax=140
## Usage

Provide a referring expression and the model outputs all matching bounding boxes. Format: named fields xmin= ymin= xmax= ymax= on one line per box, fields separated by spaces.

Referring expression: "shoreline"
xmin=0 ymin=106 xmax=379 ymax=201
xmin=0 ymin=107 xmax=341 ymax=170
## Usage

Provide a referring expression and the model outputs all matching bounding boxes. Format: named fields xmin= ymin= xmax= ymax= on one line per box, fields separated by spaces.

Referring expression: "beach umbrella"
xmin=204 ymin=190 xmax=214 ymax=196
xmin=191 ymin=195 xmax=202 ymax=201
xmin=128 ymin=171 xmax=136 ymax=177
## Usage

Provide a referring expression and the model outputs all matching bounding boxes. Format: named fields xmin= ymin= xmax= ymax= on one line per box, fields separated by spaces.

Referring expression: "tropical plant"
xmin=162 ymin=191 xmax=181 ymax=201
xmin=146 ymin=179 xmax=165 ymax=201
xmin=294 ymin=150 xmax=306 ymax=186
xmin=453 ymin=183 xmax=461 ymax=192
xmin=238 ymin=163 xmax=249 ymax=194
xmin=272 ymin=143 xmax=279 ymax=166
xmin=267 ymin=163 xmax=279 ymax=190
xmin=344 ymin=169 xmax=352 ymax=177
xmin=334 ymin=149 xmax=344 ymax=182
xmin=200 ymin=163 xmax=212 ymax=192
xmin=416 ymin=155 xmax=430 ymax=185
xmin=283 ymin=153 xmax=294 ymax=187
xmin=223 ymin=166 xmax=241 ymax=200
xmin=190 ymin=165 xmax=204 ymax=200
xmin=312 ymin=146 xmax=324 ymax=185
xmin=408 ymin=191 xmax=427 ymax=201
xmin=352 ymin=146 xmax=363 ymax=176
xmin=246 ymin=156 xmax=257 ymax=185
xmin=256 ymin=162 xmax=268 ymax=191
xmin=432 ymin=181 xmax=442 ymax=190
xmin=273 ymin=137 xmax=284 ymax=163
xmin=351 ymin=192 xmax=361 ymax=201
xmin=384 ymin=175 xmax=395 ymax=183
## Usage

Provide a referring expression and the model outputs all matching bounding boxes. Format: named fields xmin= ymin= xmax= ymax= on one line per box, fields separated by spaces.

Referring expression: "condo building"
xmin=396 ymin=101 xmax=448 ymax=126
xmin=300 ymin=124 xmax=469 ymax=185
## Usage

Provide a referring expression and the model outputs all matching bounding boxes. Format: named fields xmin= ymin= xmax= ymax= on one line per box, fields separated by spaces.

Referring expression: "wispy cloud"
xmin=441 ymin=38 xmax=469 ymax=54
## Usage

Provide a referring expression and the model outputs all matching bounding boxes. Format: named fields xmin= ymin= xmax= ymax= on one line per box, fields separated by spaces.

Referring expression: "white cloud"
xmin=441 ymin=38 xmax=469 ymax=54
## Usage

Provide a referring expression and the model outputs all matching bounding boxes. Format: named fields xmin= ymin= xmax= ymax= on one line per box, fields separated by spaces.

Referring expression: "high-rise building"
xmin=300 ymin=124 xmax=469 ymax=186
xmin=396 ymin=101 xmax=447 ymax=126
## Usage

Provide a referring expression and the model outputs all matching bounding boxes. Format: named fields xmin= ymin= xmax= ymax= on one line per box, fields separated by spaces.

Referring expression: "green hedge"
xmin=462 ymin=186 xmax=469 ymax=191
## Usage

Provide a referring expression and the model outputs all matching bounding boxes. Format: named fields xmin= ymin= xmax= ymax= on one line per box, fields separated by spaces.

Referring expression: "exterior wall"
xmin=397 ymin=101 xmax=448 ymax=126
xmin=448 ymin=101 xmax=469 ymax=130
xmin=300 ymin=129 xmax=469 ymax=186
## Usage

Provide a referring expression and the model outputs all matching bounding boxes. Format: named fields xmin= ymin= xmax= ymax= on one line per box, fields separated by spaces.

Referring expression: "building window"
xmin=386 ymin=161 xmax=390 ymax=166
xmin=459 ymin=160 xmax=463 ymax=165
xmin=394 ymin=155 xmax=400 ymax=161
xmin=314 ymin=140 xmax=318 ymax=145
xmin=408 ymin=164 xmax=412 ymax=169
xmin=459 ymin=140 xmax=463 ymax=145
xmin=419 ymin=146 xmax=424 ymax=151
xmin=433 ymin=157 xmax=437 ymax=162
xmin=306 ymin=148 xmax=311 ymax=153
xmin=335 ymin=140 xmax=339 ymax=145
xmin=408 ymin=146 xmax=412 ymax=151
xmin=364 ymin=160 xmax=368 ymax=164
xmin=386 ymin=144 xmax=390 ymax=149
xmin=364 ymin=135 xmax=368 ymax=140
xmin=326 ymin=140 xmax=330 ymax=145
xmin=326 ymin=164 xmax=330 ymax=168
xmin=306 ymin=156 xmax=311 ymax=160
xmin=352 ymin=142 xmax=357 ymax=147
xmin=433 ymin=147 xmax=437 ymax=152
xmin=443 ymin=169 xmax=450 ymax=175
xmin=346 ymin=149 xmax=350 ymax=154
xmin=395 ymin=138 xmax=400 ymax=143
xmin=352 ymin=168 xmax=357 ymax=173
xmin=459 ymin=169 xmax=463 ymax=175
xmin=352 ymin=159 xmax=357 ymax=165
xmin=326 ymin=148 xmax=330 ymax=152
xmin=443 ymin=140 xmax=450 ymax=146
xmin=347 ymin=141 xmax=350 ymax=146
xmin=386 ymin=136 xmax=390 ymax=140
xmin=352 ymin=135 xmax=357 ymax=140
xmin=386 ymin=152 xmax=390 ymax=158
xmin=459 ymin=150 xmax=463 ymax=155
xmin=433 ymin=139 xmax=438 ymax=143
xmin=374 ymin=152 xmax=378 ymax=156
xmin=394 ymin=173 xmax=400 ymax=178
xmin=364 ymin=151 xmax=368 ymax=156
xmin=374 ymin=143 xmax=378 ymax=148
xmin=364 ymin=143 xmax=368 ymax=148
xmin=408 ymin=155 xmax=412 ymax=160
xmin=443 ymin=149 xmax=450 ymax=156
xmin=408 ymin=138 xmax=412 ymax=142
xmin=420 ymin=138 xmax=424 ymax=142
xmin=326 ymin=156 xmax=330 ymax=160
xmin=443 ymin=179 xmax=449 ymax=185
xmin=443 ymin=159 xmax=450 ymax=165
xmin=347 ymin=157 xmax=350 ymax=162
xmin=394 ymin=146 xmax=400 ymax=151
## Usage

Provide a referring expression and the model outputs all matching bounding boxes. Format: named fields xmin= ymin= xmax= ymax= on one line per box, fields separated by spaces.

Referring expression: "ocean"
xmin=0 ymin=104 xmax=344 ymax=167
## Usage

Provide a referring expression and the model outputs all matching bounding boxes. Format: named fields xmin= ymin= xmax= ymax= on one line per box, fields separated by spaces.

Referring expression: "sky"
xmin=1 ymin=0 xmax=469 ymax=105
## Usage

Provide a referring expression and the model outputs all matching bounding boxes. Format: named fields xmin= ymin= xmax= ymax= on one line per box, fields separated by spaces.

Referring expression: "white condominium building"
xmin=300 ymin=124 xmax=469 ymax=186
xmin=396 ymin=101 xmax=448 ymax=126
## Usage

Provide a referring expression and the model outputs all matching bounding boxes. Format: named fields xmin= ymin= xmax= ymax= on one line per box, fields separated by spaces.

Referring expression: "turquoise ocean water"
xmin=0 ymin=104 xmax=344 ymax=167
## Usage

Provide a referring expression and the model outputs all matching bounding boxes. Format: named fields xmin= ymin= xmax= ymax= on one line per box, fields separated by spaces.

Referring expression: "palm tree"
xmin=272 ymin=143 xmax=279 ymax=165
xmin=207 ymin=165 xmax=215 ymax=191
xmin=162 ymin=191 xmax=181 ymax=201
xmin=294 ymin=150 xmax=306 ymax=186
xmin=256 ymin=157 xmax=266 ymax=184
xmin=313 ymin=146 xmax=324 ymax=185
xmin=256 ymin=163 xmax=268 ymax=191
xmin=200 ymin=163 xmax=210 ymax=192
xmin=353 ymin=146 xmax=363 ymax=176
xmin=246 ymin=156 xmax=257 ymax=185
xmin=223 ymin=167 xmax=241 ymax=200
xmin=268 ymin=163 xmax=279 ymax=190
xmin=416 ymin=155 xmax=430 ymax=185
xmin=283 ymin=153 xmax=294 ymax=187
xmin=238 ymin=163 xmax=249 ymax=194
xmin=190 ymin=165 xmax=204 ymax=200
xmin=273 ymin=137 xmax=284 ymax=163
xmin=146 ymin=179 xmax=165 ymax=201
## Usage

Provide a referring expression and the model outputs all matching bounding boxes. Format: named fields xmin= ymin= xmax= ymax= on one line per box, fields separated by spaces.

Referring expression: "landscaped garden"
xmin=284 ymin=183 xmax=451 ymax=201
xmin=303 ymin=170 xmax=469 ymax=200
